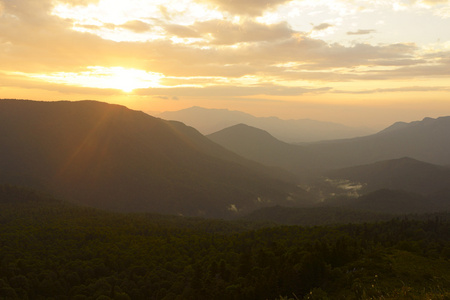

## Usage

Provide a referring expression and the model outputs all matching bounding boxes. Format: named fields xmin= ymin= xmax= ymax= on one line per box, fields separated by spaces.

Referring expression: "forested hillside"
xmin=1 ymin=185 xmax=449 ymax=299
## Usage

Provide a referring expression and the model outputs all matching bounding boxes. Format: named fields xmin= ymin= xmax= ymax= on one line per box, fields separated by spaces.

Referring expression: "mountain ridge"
xmin=159 ymin=106 xmax=374 ymax=143
xmin=0 ymin=99 xmax=310 ymax=217
xmin=209 ymin=116 xmax=450 ymax=176
xmin=208 ymin=124 xmax=312 ymax=177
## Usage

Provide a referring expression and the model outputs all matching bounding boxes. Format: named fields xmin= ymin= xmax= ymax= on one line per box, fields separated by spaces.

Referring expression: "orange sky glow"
xmin=1 ymin=0 xmax=450 ymax=128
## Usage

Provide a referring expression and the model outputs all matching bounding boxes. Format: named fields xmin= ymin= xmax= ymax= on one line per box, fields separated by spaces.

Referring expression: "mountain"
xmin=326 ymin=157 xmax=450 ymax=196
xmin=309 ymin=116 xmax=450 ymax=170
xmin=209 ymin=116 xmax=450 ymax=175
xmin=0 ymin=99 xmax=311 ymax=217
xmin=158 ymin=106 xmax=374 ymax=143
xmin=207 ymin=124 xmax=315 ymax=177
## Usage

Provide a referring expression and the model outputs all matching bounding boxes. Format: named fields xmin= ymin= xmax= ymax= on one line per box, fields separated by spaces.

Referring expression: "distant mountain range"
xmin=158 ymin=106 xmax=374 ymax=143
xmin=208 ymin=118 xmax=450 ymax=213
xmin=0 ymin=99 xmax=310 ymax=217
xmin=208 ymin=116 xmax=450 ymax=175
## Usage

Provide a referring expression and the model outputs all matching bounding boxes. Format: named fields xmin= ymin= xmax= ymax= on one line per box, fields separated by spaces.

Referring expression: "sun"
xmin=26 ymin=66 xmax=164 ymax=93
xmin=106 ymin=67 xmax=162 ymax=92
xmin=84 ymin=66 xmax=164 ymax=92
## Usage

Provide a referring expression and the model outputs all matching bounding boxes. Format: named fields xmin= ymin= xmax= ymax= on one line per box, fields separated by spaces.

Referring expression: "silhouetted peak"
xmin=159 ymin=106 xmax=375 ymax=142
xmin=378 ymin=116 xmax=450 ymax=135
xmin=390 ymin=157 xmax=420 ymax=164
xmin=229 ymin=123 xmax=257 ymax=130
xmin=378 ymin=121 xmax=409 ymax=133
xmin=211 ymin=123 xmax=278 ymax=141
xmin=374 ymin=157 xmax=441 ymax=170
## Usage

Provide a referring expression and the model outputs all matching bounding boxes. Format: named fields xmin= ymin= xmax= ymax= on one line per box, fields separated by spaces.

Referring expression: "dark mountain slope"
xmin=160 ymin=106 xmax=373 ymax=143
xmin=0 ymin=99 xmax=309 ymax=217
xmin=327 ymin=157 xmax=450 ymax=195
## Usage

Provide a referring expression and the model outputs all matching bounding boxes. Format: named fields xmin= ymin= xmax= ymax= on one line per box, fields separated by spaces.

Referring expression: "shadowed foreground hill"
xmin=327 ymin=157 xmax=450 ymax=196
xmin=0 ymin=99 xmax=309 ymax=217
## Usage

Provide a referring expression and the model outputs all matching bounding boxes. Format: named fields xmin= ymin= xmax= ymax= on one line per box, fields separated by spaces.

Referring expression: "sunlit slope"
xmin=0 ymin=99 xmax=309 ymax=217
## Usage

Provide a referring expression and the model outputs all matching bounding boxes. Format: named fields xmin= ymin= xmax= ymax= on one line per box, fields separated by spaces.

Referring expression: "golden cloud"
xmin=198 ymin=0 xmax=292 ymax=16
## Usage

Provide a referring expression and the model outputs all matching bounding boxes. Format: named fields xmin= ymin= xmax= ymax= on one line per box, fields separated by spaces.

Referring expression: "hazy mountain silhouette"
xmin=0 ymin=99 xmax=311 ymax=217
xmin=209 ymin=116 xmax=450 ymax=176
xmin=159 ymin=106 xmax=374 ymax=143
xmin=207 ymin=124 xmax=313 ymax=177
xmin=307 ymin=116 xmax=450 ymax=170
xmin=327 ymin=157 xmax=450 ymax=196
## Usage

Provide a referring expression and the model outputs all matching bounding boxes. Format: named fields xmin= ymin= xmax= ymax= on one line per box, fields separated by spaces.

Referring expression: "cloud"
xmin=372 ymin=59 xmax=427 ymax=66
xmin=120 ymin=20 xmax=152 ymax=33
xmin=334 ymin=85 xmax=450 ymax=94
xmin=162 ymin=20 xmax=295 ymax=45
xmin=153 ymin=95 xmax=169 ymax=100
xmin=164 ymin=24 xmax=200 ymax=38
xmin=152 ymin=95 xmax=179 ymax=100
xmin=0 ymin=71 xmax=121 ymax=95
xmin=347 ymin=29 xmax=376 ymax=35
xmin=435 ymin=6 xmax=450 ymax=18
xmin=1 ymin=0 xmax=450 ymax=100
xmin=421 ymin=0 xmax=450 ymax=4
xmin=135 ymin=84 xmax=331 ymax=97
xmin=1 ymin=0 xmax=54 ymax=25
xmin=198 ymin=0 xmax=292 ymax=16
xmin=313 ymin=23 xmax=333 ymax=31
xmin=60 ymin=0 xmax=101 ymax=5
xmin=191 ymin=20 xmax=294 ymax=45
xmin=1 ymin=1 xmax=444 ymax=84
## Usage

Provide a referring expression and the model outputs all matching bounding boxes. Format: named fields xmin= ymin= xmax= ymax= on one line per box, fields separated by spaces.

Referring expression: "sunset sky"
xmin=1 ymin=0 xmax=450 ymax=128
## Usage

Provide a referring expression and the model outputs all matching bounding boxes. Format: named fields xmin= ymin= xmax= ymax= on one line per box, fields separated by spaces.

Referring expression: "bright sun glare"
xmin=27 ymin=67 xmax=164 ymax=93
